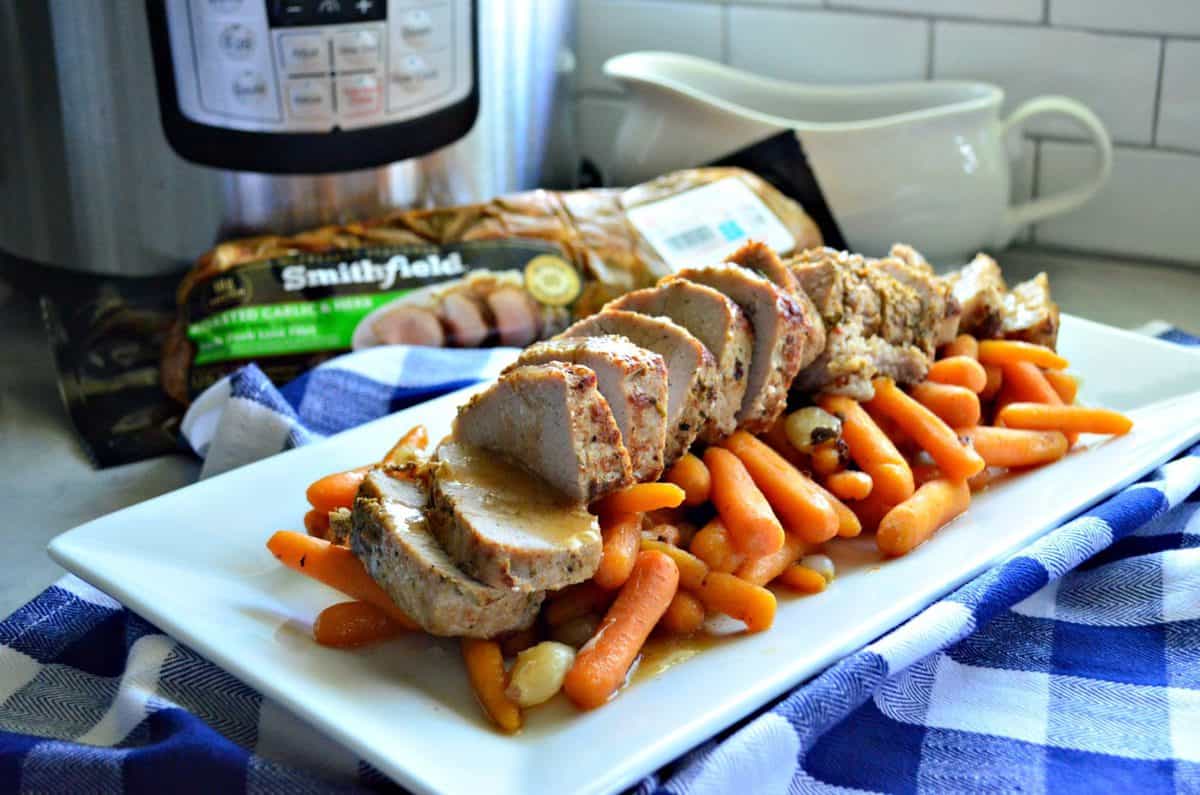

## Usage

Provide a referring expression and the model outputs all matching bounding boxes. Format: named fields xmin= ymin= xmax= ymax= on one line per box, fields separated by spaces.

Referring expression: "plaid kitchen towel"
xmin=1 ymin=331 xmax=1198 ymax=794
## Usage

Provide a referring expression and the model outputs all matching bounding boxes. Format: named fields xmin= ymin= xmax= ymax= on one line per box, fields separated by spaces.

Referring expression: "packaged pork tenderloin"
xmin=162 ymin=167 xmax=823 ymax=403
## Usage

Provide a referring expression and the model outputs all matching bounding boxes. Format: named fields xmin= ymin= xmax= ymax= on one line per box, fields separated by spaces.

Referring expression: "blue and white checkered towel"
xmin=3 ymin=331 xmax=1198 ymax=794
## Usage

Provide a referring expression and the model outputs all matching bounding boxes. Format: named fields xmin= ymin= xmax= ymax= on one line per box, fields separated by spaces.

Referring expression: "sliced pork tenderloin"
xmin=673 ymin=263 xmax=822 ymax=433
xmin=726 ymin=239 xmax=799 ymax=293
xmin=429 ymin=440 xmax=603 ymax=591
xmin=510 ymin=336 xmax=668 ymax=482
xmin=452 ymin=361 xmax=634 ymax=502
xmin=1000 ymin=272 xmax=1059 ymax=349
xmin=940 ymin=253 xmax=1007 ymax=341
xmin=559 ymin=310 xmax=718 ymax=465
xmin=787 ymin=248 xmax=933 ymax=399
xmin=607 ymin=279 xmax=751 ymax=444
xmin=351 ymin=467 xmax=544 ymax=638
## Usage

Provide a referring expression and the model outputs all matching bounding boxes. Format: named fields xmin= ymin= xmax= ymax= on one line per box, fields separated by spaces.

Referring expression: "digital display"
xmin=267 ymin=0 xmax=387 ymax=27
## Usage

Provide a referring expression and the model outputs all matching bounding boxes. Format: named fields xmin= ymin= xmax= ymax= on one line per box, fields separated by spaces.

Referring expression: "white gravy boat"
xmin=604 ymin=52 xmax=1113 ymax=263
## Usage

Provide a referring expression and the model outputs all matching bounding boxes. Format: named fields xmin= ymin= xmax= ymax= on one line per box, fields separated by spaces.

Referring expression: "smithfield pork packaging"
xmin=162 ymin=167 xmax=822 ymax=403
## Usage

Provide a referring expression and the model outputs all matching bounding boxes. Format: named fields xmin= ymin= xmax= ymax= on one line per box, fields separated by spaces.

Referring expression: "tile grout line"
xmin=925 ymin=18 xmax=934 ymax=80
xmin=1150 ymin=37 xmax=1167 ymax=148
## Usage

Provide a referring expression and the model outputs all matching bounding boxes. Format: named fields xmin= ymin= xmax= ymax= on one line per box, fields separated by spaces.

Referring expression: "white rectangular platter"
xmin=48 ymin=316 xmax=1200 ymax=795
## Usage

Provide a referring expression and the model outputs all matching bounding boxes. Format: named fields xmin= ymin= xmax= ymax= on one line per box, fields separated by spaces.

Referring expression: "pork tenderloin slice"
xmin=675 ymin=263 xmax=821 ymax=433
xmin=726 ymin=240 xmax=799 ymax=293
xmin=511 ymin=336 xmax=668 ymax=482
xmin=941 ymin=253 xmax=1007 ymax=341
xmin=351 ymin=468 xmax=543 ymax=638
xmin=608 ymin=279 xmax=751 ymax=444
xmin=559 ymin=310 xmax=717 ymax=466
xmin=1001 ymin=272 xmax=1059 ymax=349
xmin=453 ymin=361 xmax=634 ymax=502
xmin=429 ymin=440 xmax=602 ymax=591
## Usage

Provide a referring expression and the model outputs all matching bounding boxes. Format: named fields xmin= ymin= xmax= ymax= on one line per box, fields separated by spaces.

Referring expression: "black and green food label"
xmin=184 ymin=239 xmax=575 ymax=366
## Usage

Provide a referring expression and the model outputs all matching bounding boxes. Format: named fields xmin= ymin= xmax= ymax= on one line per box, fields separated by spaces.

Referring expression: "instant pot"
xmin=0 ymin=0 xmax=574 ymax=276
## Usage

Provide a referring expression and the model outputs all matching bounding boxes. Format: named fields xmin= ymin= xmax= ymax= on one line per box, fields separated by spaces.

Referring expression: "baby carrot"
xmin=704 ymin=446 xmax=786 ymax=556
xmin=664 ymin=454 xmax=712 ymax=507
xmin=689 ymin=517 xmax=745 ymax=574
xmin=868 ymin=378 xmax=985 ymax=481
xmin=695 ymin=572 xmax=777 ymax=633
xmin=735 ymin=533 xmax=810 ymax=586
xmin=640 ymin=538 xmax=709 ymax=591
xmin=818 ymin=394 xmax=915 ymax=505
xmin=849 ymin=489 xmax=897 ymax=534
xmin=266 ymin=531 xmax=418 ymax=630
xmin=927 ymin=356 xmax=988 ymax=393
xmin=980 ymin=365 xmax=1004 ymax=402
xmin=462 ymin=639 xmax=522 ymax=732
xmin=997 ymin=361 xmax=1062 ymax=405
xmin=1043 ymin=370 xmax=1079 ymax=404
xmin=304 ymin=509 xmax=330 ymax=539
xmin=594 ymin=482 xmax=685 ymax=515
xmin=940 ymin=333 xmax=979 ymax=360
xmin=978 ymin=339 xmax=1069 ymax=370
xmin=658 ymin=591 xmax=706 ymax=636
xmin=910 ymin=381 xmax=982 ymax=429
xmin=563 ymin=550 xmax=680 ymax=709
xmin=810 ymin=441 xmax=845 ymax=477
xmin=592 ymin=512 xmax=644 ymax=590
xmin=721 ymin=431 xmax=839 ymax=544
xmin=381 ymin=424 xmax=429 ymax=466
xmin=777 ymin=564 xmax=827 ymax=594
xmin=823 ymin=470 xmax=873 ymax=501
xmin=313 ymin=601 xmax=404 ymax=648
xmin=958 ymin=426 xmax=1069 ymax=468
xmin=305 ymin=466 xmax=369 ymax=513
xmin=876 ymin=477 xmax=971 ymax=557
xmin=996 ymin=403 xmax=1134 ymax=436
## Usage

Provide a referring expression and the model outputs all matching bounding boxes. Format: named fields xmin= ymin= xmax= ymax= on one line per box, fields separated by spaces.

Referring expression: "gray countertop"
xmin=0 ymin=246 xmax=1197 ymax=617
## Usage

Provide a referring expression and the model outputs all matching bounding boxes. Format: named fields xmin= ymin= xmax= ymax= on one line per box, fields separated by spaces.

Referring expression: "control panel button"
xmin=268 ymin=0 xmax=314 ymax=27
xmin=220 ymin=24 xmax=256 ymax=59
xmin=287 ymin=78 xmax=333 ymax=119
xmin=401 ymin=10 xmax=432 ymax=38
xmin=232 ymin=70 xmax=270 ymax=107
xmin=333 ymin=29 xmax=381 ymax=70
xmin=280 ymin=33 xmax=328 ymax=73
xmin=391 ymin=3 xmax=451 ymax=53
xmin=337 ymin=73 xmax=381 ymax=115
xmin=387 ymin=48 xmax=452 ymax=109
xmin=348 ymin=0 xmax=386 ymax=22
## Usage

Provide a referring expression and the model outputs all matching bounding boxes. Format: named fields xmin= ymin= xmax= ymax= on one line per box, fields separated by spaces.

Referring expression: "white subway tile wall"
xmin=1036 ymin=143 xmax=1200 ymax=263
xmin=576 ymin=0 xmax=723 ymax=93
xmin=1158 ymin=41 xmax=1200 ymax=153
xmin=1049 ymin=0 xmax=1200 ymax=37
xmin=729 ymin=9 xmax=927 ymax=84
xmin=573 ymin=0 xmax=1200 ymax=266
xmin=933 ymin=23 xmax=1160 ymax=145
xmin=830 ymin=0 xmax=1042 ymax=22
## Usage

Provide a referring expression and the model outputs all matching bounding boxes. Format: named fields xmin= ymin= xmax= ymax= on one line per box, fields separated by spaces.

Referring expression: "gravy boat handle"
xmin=999 ymin=96 xmax=1113 ymax=243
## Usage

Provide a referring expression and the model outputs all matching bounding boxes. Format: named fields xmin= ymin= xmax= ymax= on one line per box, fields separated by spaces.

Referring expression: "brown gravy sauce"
xmin=631 ymin=632 xmax=738 ymax=683
xmin=438 ymin=440 xmax=599 ymax=548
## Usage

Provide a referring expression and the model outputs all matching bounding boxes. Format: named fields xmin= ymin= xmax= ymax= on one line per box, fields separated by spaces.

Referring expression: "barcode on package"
xmin=625 ymin=177 xmax=797 ymax=273
xmin=663 ymin=225 xmax=718 ymax=253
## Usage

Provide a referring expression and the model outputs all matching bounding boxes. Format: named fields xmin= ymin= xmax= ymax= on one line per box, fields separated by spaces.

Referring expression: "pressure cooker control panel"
xmin=160 ymin=0 xmax=471 ymax=133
